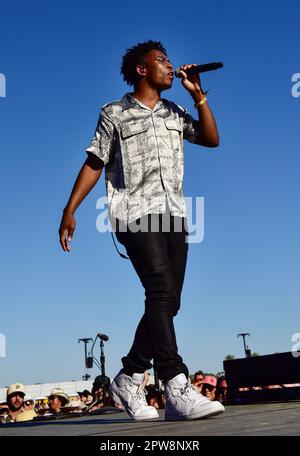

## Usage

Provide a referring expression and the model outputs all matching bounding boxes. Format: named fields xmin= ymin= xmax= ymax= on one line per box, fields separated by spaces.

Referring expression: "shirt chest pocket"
xmin=163 ymin=119 xmax=183 ymax=149
xmin=120 ymin=122 xmax=149 ymax=158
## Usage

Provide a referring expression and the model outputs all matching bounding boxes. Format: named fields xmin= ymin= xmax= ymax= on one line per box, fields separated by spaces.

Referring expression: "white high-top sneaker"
xmin=165 ymin=373 xmax=225 ymax=421
xmin=109 ymin=370 xmax=159 ymax=420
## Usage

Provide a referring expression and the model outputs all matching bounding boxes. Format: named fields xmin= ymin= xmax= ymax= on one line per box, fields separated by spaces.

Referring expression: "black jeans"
xmin=115 ymin=211 xmax=189 ymax=382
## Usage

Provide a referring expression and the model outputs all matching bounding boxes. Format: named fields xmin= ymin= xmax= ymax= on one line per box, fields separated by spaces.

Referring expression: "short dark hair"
xmin=60 ymin=397 xmax=69 ymax=407
xmin=194 ymin=370 xmax=204 ymax=378
xmin=121 ymin=40 xmax=167 ymax=87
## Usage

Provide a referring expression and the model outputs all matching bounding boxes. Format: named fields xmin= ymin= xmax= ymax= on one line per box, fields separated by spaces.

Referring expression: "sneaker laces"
xmin=132 ymin=383 xmax=148 ymax=407
xmin=179 ymin=379 xmax=199 ymax=400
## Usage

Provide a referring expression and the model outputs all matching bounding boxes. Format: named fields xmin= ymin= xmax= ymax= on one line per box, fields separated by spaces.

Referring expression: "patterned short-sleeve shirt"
xmin=86 ymin=92 xmax=201 ymax=224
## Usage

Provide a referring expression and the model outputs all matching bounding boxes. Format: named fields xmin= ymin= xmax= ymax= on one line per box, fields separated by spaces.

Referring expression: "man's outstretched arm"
xmin=178 ymin=63 xmax=219 ymax=147
xmin=59 ymin=154 xmax=104 ymax=252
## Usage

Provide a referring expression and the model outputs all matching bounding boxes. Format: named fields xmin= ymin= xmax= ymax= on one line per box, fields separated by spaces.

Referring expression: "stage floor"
xmin=1 ymin=402 xmax=300 ymax=436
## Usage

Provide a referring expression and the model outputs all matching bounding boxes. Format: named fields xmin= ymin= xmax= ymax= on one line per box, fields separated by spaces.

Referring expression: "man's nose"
xmin=165 ymin=59 xmax=173 ymax=69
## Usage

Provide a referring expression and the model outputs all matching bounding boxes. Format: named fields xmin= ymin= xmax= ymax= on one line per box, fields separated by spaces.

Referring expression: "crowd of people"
xmin=0 ymin=370 xmax=228 ymax=424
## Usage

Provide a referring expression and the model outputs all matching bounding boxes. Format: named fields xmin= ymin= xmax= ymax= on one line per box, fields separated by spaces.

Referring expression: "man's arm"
xmin=59 ymin=154 xmax=104 ymax=252
xmin=178 ymin=64 xmax=219 ymax=147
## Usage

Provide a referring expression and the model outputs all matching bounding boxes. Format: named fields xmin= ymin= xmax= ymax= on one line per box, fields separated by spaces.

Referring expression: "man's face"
xmin=8 ymin=393 xmax=24 ymax=411
xmin=138 ymin=50 xmax=174 ymax=91
xmin=49 ymin=396 xmax=62 ymax=412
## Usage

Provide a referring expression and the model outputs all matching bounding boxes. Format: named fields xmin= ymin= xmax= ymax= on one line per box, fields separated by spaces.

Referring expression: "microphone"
xmin=97 ymin=333 xmax=109 ymax=341
xmin=175 ymin=62 xmax=223 ymax=78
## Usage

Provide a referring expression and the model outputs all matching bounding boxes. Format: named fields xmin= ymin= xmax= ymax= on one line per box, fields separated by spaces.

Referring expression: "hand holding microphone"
xmin=175 ymin=61 xmax=223 ymax=102
xmin=175 ymin=62 xmax=223 ymax=77
xmin=176 ymin=64 xmax=204 ymax=101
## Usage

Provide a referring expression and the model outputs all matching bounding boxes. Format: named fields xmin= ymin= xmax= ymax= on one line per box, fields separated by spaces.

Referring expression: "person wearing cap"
xmin=48 ymin=388 xmax=69 ymax=414
xmin=4 ymin=383 xmax=26 ymax=422
xmin=201 ymin=375 xmax=217 ymax=401
xmin=78 ymin=389 xmax=93 ymax=405
xmin=91 ymin=375 xmax=111 ymax=396
xmin=23 ymin=394 xmax=35 ymax=411
xmin=88 ymin=375 xmax=118 ymax=411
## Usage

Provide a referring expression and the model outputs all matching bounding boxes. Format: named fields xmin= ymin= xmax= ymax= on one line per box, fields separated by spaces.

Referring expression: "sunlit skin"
xmin=133 ymin=49 xmax=174 ymax=108
xmin=8 ymin=394 xmax=23 ymax=410
xmin=59 ymin=47 xmax=219 ymax=252
xmin=48 ymin=396 xmax=64 ymax=414
xmin=7 ymin=393 xmax=24 ymax=419
xmin=193 ymin=374 xmax=204 ymax=393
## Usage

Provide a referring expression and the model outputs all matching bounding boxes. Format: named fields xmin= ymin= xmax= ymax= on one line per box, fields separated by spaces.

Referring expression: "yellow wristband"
xmin=194 ymin=97 xmax=207 ymax=109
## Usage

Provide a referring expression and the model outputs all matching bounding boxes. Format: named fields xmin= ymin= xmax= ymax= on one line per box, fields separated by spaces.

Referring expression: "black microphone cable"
xmin=111 ymin=231 xmax=129 ymax=259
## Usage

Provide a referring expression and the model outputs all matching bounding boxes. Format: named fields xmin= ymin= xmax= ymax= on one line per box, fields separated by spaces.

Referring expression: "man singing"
xmin=59 ymin=40 xmax=224 ymax=421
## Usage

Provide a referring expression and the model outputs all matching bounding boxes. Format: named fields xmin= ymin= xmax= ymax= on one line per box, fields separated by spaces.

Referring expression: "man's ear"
xmin=136 ymin=64 xmax=146 ymax=77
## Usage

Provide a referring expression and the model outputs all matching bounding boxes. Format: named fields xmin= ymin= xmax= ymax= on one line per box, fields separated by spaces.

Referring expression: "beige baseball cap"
xmin=7 ymin=383 xmax=25 ymax=397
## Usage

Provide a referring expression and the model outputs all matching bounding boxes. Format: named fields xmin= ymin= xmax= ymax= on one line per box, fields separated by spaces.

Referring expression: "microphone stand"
xmin=99 ymin=336 xmax=107 ymax=407
xmin=84 ymin=333 xmax=109 ymax=411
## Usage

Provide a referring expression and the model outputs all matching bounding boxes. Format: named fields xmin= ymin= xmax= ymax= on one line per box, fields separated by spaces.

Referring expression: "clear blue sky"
xmin=1 ymin=0 xmax=299 ymax=386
